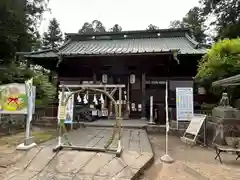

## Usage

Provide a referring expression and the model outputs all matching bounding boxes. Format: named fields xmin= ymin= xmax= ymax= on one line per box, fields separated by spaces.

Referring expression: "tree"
xmin=0 ymin=0 xmax=49 ymax=62
xmin=146 ymin=24 xmax=159 ymax=31
xmin=169 ymin=20 xmax=185 ymax=28
xmin=0 ymin=0 xmax=56 ymax=106
xmin=169 ymin=7 xmax=206 ymax=42
xmin=195 ymin=38 xmax=240 ymax=87
xmin=110 ymin=24 xmax=122 ymax=32
xmin=200 ymin=0 xmax=240 ymax=39
xmin=42 ymin=18 xmax=63 ymax=49
xmin=78 ymin=20 xmax=106 ymax=34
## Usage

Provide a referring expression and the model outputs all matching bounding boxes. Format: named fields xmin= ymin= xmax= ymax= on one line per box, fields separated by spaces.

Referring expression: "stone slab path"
xmin=0 ymin=127 xmax=153 ymax=180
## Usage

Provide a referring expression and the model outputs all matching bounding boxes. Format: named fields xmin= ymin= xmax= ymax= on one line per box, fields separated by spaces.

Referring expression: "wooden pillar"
xmin=93 ymin=73 xmax=97 ymax=83
xmin=141 ymin=72 xmax=146 ymax=120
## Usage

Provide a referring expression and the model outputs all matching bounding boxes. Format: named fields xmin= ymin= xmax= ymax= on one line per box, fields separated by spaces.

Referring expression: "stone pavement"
xmin=139 ymin=134 xmax=240 ymax=180
xmin=0 ymin=127 xmax=153 ymax=180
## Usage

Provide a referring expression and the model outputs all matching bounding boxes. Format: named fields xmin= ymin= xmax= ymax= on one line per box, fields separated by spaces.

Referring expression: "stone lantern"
xmin=212 ymin=93 xmax=240 ymax=145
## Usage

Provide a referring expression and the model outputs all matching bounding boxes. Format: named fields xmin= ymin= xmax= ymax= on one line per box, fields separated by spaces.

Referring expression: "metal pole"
xmin=25 ymin=80 xmax=33 ymax=145
xmin=148 ymin=96 xmax=155 ymax=124
xmin=160 ymin=80 xmax=174 ymax=163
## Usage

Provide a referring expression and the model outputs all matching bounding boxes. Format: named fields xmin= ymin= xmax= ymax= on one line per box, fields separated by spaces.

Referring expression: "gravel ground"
xmin=139 ymin=133 xmax=240 ymax=180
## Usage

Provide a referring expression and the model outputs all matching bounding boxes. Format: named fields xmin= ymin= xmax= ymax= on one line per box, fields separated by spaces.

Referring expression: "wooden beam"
xmin=141 ymin=72 xmax=146 ymax=119
xmin=59 ymin=84 xmax=125 ymax=88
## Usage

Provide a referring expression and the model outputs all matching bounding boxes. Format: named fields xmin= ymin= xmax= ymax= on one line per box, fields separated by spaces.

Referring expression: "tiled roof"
xmin=24 ymin=49 xmax=58 ymax=58
xmin=21 ymin=29 xmax=206 ymax=58
xmin=59 ymin=36 xmax=205 ymax=56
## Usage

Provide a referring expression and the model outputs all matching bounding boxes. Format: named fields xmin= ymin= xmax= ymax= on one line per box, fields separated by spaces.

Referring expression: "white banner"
xmin=58 ymin=92 xmax=74 ymax=124
xmin=176 ymin=87 xmax=193 ymax=121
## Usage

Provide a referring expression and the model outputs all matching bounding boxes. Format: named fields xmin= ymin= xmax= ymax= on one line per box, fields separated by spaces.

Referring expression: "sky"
xmin=39 ymin=0 xmax=200 ymax=35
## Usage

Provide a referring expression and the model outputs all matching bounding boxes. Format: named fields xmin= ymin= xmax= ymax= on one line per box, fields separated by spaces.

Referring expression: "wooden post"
xmin=141 ymin=73 xmax=146 ymax=120
xmin=119 ymin=87 xmax=122 ymax=119
xmin=93 ymin=73 xmax=97 ymax=84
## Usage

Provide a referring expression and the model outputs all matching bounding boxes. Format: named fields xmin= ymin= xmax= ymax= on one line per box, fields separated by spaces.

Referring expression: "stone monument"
xmin=212 ymin=93 xmax=240 ymax=145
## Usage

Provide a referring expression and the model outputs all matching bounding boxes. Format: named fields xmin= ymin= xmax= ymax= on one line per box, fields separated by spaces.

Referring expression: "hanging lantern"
xmin=102 ymin=74 xmax=108 ymax=83
xmin=130 ymin=74 xmax=135 ymax=84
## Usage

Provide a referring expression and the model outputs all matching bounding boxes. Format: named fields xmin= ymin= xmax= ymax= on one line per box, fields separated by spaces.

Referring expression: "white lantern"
xmin=130 ymin=74 xmax=135 ymax=84
xmin=102 ymin=74 xmax=108 ymax=83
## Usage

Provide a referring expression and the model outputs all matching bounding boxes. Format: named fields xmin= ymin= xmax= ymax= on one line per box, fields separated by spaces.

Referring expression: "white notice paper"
xmin=185 ymin=114 xmax=206 ymax=136
xmin=176 ymin=87 xmax=194 ymax=121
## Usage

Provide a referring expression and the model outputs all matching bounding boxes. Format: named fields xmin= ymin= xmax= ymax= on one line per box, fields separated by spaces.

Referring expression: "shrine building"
xmin=19 ymin=28 xmax=207 ymax=124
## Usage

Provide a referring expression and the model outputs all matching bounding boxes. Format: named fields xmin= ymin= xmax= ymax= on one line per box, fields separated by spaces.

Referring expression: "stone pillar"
xmin=141 ymin=73 xmax=146 ymax=120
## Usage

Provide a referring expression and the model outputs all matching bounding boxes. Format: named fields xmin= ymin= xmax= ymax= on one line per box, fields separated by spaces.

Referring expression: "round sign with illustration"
xmin=0 ymin=84 xmax=27 ymax=113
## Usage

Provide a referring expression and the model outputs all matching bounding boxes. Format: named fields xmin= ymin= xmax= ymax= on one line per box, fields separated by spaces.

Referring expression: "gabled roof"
xmin=212 ymin=74 xmax=240 ymax=86
xmin=20 ymin=28 xmax=207 ymax=59
xmin=23 ymin=49 xmax=59 ymax=58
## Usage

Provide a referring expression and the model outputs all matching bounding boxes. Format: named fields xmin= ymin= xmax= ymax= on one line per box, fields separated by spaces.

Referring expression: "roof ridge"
xmin=65 ymin=28 xmax=190 ymax=37
xmin=185 ymin=33 xmax=199 ymax=48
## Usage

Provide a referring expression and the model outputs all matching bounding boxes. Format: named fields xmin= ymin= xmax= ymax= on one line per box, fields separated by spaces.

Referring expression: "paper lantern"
xmin=130 ymin=74 xmax=135 ymax=84
xmin=102 ymin=74 xmax=108 ymax=83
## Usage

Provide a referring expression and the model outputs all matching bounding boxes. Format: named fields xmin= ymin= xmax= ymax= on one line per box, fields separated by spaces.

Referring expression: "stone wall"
xmin=0 ymin=114 xmax=25 ymax=135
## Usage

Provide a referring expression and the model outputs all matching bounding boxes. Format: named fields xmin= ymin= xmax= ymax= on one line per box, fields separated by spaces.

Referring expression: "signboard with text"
xmin=57 ymin=92 xmax=74 ymax=124
xmin=176 ymin=87 xmax=194 ymax=121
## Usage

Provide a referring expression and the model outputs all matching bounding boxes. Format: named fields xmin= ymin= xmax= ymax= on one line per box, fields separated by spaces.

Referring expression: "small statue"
xmin=219 ymin=92 xmax=230 ymax=107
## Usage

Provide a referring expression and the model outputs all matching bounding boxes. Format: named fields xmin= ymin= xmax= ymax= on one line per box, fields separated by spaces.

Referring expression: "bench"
xmin=214 ymin=144 xmax=240 ymax=163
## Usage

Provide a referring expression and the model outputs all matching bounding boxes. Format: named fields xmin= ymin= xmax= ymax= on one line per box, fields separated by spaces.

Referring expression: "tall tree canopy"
xmin=0 ymin=0 xmax=56 ymax=106
xmin=169 ymin=7 xmax=206 ymax=42
xmin=0 ymin=0 xmax=49 ymax=62
xmin=169 ymin=20 xmax=185 ymax=29
xmin=110 ymin=24 xmax=122 ymax=32
xmin=42 ymin=18 xmax=63 ymax=49
xmin=146 ymin=24 xmax=159 ymax=31
xmin=200 ymin=0 xmax=240 ymax=39
xmin=78 ymin=20 xmax=106 ymax=34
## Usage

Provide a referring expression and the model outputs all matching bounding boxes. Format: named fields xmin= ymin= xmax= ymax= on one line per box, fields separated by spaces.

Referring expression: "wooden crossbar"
xmin=59 ymin=84 xmax=125 ymax=88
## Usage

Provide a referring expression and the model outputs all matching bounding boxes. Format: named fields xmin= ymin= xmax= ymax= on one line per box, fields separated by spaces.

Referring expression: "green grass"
xmin=0 ymin=128 xmax=57 ymax=148
xmin=32 ymin=130 xmax=57 ymax=144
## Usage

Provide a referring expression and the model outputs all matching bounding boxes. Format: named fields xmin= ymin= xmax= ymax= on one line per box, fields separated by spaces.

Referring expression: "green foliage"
xmin=0 ymin=0 xmax=49 ymax=62
xmin=200 ymin=0 xmax=240 ymax=39
xmin=0 ymin=0 xmax=55 ymax=107
xmin=0 ymin=63 xmax=34 ymax=84
xmin=0 ymin=62 xmax=56 ymax=107
xmin=146 ymin=24 xmax=159 ymax=31
xmin=196 ymin=38 xmax=240 ymax=86
xmin=110 ymin=24 xmax=122 ymax=32
xmin=78 ymin=20 xmax=106 ymax=34
xmin=169 ymin=7 xmax=206 ymax=42
xmin=42 ymin=18 xmax=63 ymax=49
xmin=33 ymin=74 xmax=56 ymax=106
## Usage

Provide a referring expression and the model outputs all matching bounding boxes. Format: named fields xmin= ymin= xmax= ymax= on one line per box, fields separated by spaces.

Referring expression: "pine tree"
xmin=42 ymin=18 xmax=63 ymax=49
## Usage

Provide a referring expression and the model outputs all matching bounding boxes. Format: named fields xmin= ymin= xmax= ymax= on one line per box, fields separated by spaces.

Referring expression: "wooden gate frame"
xmin=53 ymin=84 xmax=125 ymax=157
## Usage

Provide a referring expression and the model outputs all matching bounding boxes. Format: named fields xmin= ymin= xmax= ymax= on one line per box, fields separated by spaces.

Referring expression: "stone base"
xmin=147 ymin=121 xmax=156 ymax=125
xmin=160 ymin=154 xmax=174 ymax=164
xmin=16 ymin=142 xmax=37 ymax=151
